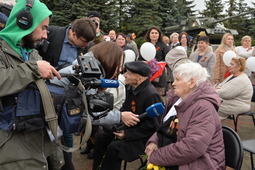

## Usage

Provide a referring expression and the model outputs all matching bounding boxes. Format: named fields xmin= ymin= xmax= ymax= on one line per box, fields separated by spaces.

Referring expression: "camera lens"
xmin=91 ymin=19 xmax=99 ymax=27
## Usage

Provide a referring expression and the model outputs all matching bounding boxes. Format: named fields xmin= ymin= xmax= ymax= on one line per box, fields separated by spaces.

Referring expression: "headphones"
xmin=16 ymin=0 xmax=34 ymax=30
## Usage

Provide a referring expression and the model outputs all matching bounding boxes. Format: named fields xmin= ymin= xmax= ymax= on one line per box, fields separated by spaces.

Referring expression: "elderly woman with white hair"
xmin=169 ymin=32 xmax=180 ymax=50
xmin=235 ymin=35 xmax=254 ymax=76
xmin=235 ymin=35 xmax=254 ymax=59
xmin=145 ymin=62 xmax=225 ymax=170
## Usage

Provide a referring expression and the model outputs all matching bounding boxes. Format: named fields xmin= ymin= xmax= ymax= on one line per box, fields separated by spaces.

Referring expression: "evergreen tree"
xmin=128 ymin=0 xmax=162 ymax=36
xmin=225 ymin=0 xmax=253 ymax=40
xmin=101 ymin=0 xmax=119 ymax=33
xmin=158 ymin=0 xmax=180 ymax=28
xmin=176 ymin=0 xmax=196 ymax=17
xmin=224 ymin=0 xmax=239 ymax=32
xmin=225 ymin=0 xmax=238 ymax=16
xmin=41 ymin=0 xmax=83 ymax=26
xmin=84 ymin=0 xmax=119 ymax=33
xmin=241 ymin=3 xmax=255 ymax=39
xmin=236 ymin=0 xmax=249 ymax=13
xmin=199 ymin=0 xmax=225 ymax=19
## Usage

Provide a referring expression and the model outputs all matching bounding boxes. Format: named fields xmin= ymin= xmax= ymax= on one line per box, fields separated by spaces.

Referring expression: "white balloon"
xmin=140 ymin=42 xmax=156 ymax=61
xmin=124 ymin=49 xmax=136 ymax=63
xmin=246 ymin=57 xmax=255 ymax=72
xmin=223 ymin=51 xmax=236 ymax=66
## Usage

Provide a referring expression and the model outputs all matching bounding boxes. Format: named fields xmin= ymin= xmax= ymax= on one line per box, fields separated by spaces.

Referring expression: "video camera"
xmin=67 ymin=52 xmax=118 ymax=120
xmin=90 ymin=18 xmax=99 ymax=28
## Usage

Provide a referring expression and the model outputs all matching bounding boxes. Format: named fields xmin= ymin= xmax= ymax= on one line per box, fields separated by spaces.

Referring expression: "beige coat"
xmin=216 ymin=73 xmax=253 ymax=119
xmin=213 ymin=47 xmax=228 ymax=83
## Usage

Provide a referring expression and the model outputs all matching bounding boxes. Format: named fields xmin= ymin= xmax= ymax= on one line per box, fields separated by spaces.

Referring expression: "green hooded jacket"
xmin=0 ymin=0 xmax=52 ymax=97
xmin=0 ymin=0 xmax=52 ymax=57
xmin=0 ymin=1 xmax=64 ymax=170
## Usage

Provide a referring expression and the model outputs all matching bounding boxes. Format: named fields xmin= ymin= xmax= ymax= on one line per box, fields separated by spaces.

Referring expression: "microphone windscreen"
xmin=100 ymin=79 xmax=119 ymax=88
xmin=146 ymin=103 xmax=164 ymax=118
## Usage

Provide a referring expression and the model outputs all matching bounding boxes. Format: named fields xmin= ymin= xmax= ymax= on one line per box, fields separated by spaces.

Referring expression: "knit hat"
xmin=87 ymin=11 xmax=101 ymax=19
xmin=165 ymin=46 xmax=189 ymax=70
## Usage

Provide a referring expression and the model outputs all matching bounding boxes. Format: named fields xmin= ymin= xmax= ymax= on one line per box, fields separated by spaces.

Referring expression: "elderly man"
xmin=93 ymin=61 xmax=163 ymax=170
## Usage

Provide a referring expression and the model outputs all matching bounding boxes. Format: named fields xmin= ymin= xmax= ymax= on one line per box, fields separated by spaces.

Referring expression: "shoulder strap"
xmin=0 ymin=42 xmax=92 ymax=151
xmin=36 ymin=78 xmax=92 ymax=152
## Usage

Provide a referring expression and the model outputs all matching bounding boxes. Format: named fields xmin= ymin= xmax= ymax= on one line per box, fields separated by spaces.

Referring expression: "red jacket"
xmin=147 ymin=81 xmax=225 ymax=170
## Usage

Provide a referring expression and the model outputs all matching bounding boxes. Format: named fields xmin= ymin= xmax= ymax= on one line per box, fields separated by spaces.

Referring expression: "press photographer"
xmin=87 ymin=11 xmax=104 ymax=44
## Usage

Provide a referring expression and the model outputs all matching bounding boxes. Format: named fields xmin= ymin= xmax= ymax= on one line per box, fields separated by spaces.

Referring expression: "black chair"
xmin=222 ymin=126 xmax=243 ymax=170
xmin=228 ymin=112 xmax=255 ymax=132
xmin=242 ymin=139 xmax=255 ymax=170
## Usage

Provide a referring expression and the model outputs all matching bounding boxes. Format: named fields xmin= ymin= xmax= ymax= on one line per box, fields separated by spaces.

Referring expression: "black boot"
xmin=87 ymin=151 xmax=94 ymax=159
xmin=80 ymin=139 xmax=95 ymax=154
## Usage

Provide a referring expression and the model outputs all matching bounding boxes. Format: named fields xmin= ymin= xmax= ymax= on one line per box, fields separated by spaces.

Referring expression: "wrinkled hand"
xmin=113 ymin=130 xmax=125 ymax=139
xmin=37 ymin=60 xmax=61 ymax=80
xmin=145 ymin=142 xmax=158 ymax=158
xmin=121 ymin=111 xmax=140 ymax=127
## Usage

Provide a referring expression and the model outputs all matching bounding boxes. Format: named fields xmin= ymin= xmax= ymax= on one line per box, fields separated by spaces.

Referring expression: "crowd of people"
xmin=0 ymin=0 xmax=254 ymax=170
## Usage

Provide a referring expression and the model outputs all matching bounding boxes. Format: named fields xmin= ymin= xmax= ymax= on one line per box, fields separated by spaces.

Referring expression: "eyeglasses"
xmin=79 ymin=37 xmax=90 ymax=45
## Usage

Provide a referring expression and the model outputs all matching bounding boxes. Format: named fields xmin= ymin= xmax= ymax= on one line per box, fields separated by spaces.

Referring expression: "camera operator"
xmin=92 ymin=61 xmax=163 ymax=170
xmin=87 ymin=11 xmax=104 ymax=45
xmin=0 ymin=0 xmax=63 ymax=169
xmin=49 ymin=41 xmax=129 ymax=157
xmin=37 ymin=17 xmax=97 ymax=170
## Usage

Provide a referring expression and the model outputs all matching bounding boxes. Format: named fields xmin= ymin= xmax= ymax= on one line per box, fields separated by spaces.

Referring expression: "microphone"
xmin=60 ymin=74 xmax=120 ymax=88
xmin=112 ymin=103 xmax=164 ymax=132
xmin=86 ymin=79 xmax=119 ymax=88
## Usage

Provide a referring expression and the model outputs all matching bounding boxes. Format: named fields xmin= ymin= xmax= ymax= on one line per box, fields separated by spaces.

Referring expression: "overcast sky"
xmin=193 ymin=0 xmax=254 ymax=12
xmin=0 ymin=0 xmax=254 ymax=13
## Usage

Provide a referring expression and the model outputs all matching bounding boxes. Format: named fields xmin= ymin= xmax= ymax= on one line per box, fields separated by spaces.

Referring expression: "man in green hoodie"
xmin=0 ymin=0 xmax=64 ymax=169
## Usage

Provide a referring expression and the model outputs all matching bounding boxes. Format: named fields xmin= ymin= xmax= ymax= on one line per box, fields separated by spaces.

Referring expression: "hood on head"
xmin=0 ymin=0 xmax=52 ymax=56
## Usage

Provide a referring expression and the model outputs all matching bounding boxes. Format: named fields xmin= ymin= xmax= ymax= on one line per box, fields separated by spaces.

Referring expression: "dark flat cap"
xmin=124 ymin=61 xmax=150 ymax=77
xmin=87 ymin=11 xmax=101 ymax=19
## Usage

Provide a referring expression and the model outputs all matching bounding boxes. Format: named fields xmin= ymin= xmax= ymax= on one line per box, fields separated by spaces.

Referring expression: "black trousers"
xmin=93 ymin=130 xmax=122 ymax=170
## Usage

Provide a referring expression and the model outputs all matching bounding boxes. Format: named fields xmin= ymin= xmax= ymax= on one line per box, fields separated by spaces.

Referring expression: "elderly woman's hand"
xmin=145 ymin=142 xmax=158 ymax=158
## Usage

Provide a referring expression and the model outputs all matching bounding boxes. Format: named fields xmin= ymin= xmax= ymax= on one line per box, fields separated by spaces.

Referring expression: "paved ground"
xmin=72 ymin=113 xmax=255 ymax=170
